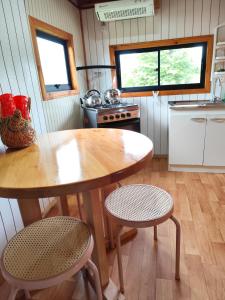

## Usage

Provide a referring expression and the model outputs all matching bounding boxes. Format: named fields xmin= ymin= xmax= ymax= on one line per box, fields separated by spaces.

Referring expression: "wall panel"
xmin=81 ymin=0 xmax=222 ymax=155
xmin=0 ymin=0 xmax=47 ymax=256
xmin=0 ymin=0 xmax=86 ymax=258
xmin=26 ymin=0 xmax=87 ymax=132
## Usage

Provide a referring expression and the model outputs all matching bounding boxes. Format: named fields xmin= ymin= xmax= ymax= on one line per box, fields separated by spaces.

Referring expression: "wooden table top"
xmin=0 ymin=128 xmax=153 ymax=198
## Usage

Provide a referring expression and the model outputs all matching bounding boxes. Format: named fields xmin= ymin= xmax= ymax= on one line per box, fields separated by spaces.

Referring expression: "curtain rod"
xmin=76 ymin=65 xmax=116 ymax=71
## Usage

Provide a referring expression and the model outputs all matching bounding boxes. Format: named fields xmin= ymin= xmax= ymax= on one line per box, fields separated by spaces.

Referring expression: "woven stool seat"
xmin=2 ymin=217 xmax=91 ymax=281
xmin=104 ymin=184 xmax=180 ymax=294
xmin=105 ymin=184 xmax=174 ymax=227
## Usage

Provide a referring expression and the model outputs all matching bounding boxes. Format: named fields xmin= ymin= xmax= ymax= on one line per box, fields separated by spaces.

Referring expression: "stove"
xmin=82 ymin=103 xmax=140 ymax=132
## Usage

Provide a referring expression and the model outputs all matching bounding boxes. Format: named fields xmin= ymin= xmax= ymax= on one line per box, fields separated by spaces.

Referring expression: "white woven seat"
xmin=0 ymin=216 xmax=102 ymax=300
xmin=105 ymin=184 xmax=181 ymax=294
xmin=105 ymin=184 xmax=174 ymax=227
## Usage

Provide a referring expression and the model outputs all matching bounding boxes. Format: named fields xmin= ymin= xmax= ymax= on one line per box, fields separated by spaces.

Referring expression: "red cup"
xmin=0 ymin=93 xmax=16 ymax=118
xmin=13 ymin=95 xmax=30 ymax=120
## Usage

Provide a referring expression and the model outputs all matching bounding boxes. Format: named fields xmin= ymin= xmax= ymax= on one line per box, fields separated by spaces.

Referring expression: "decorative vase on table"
xmin=0 ymin=94 xmax=36 ymax=149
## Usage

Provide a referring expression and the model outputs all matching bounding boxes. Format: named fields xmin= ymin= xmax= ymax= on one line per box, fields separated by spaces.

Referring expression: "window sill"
xmin=120 ymin=87 xmax=211 ymax=98
xmin=43 ymin=89 xmax=80 ymax=101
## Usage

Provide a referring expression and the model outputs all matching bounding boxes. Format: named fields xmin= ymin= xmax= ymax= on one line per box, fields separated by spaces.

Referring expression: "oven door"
xmin=98 ymin=118 xmax=140 ymax=133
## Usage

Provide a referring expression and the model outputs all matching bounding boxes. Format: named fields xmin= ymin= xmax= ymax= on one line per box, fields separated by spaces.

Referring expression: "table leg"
xmin=17 ymin=198 xmax=42 ymax=226
xmin=58 ymin=196 xmax=70 ymax=216
xmin=82 ymin=189 xmax=124 ymax=300
xmin=82 ymin=189 xmax=109 ymax=288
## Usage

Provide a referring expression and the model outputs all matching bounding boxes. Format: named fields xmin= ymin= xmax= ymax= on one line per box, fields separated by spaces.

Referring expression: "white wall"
xmin=0 ymin=0 xmax=47 ymax=255
xmin=81 ymin=0 xmax=225 ymax=155
xmin=26 ymin=0 xmax=87 ymax=131
xmin=0 ymin=0 xmax=86 ymax=255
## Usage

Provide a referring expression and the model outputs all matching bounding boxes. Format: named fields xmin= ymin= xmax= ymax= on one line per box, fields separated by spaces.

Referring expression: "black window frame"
xmin=36 ymin=30 xmax=72 ymax=93
xmin=115 ymin=42 xmax=208 ymax=93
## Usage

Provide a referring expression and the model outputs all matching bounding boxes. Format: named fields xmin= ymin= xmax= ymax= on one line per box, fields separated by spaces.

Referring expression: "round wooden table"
xmin=0 ymin=128 xmax=153 ymax=297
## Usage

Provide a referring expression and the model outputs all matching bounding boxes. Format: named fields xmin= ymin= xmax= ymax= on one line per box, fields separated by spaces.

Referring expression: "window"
xmin=29 ymin=16 xmax=79 ymax=100
xmin=36 ymin=31 xmax=71 ymax=93
xmin=110 ymin=36 xmax=213 ymax=96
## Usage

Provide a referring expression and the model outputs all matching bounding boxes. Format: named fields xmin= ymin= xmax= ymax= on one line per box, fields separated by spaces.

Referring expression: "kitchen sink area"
xmin=169 ymin=99 xmax=225 ymax=109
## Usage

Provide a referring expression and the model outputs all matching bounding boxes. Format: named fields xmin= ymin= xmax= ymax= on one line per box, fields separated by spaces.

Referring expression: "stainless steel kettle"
xmin=84 ymin=89 xmax=102 ymax=107
xmin=104 ymin=89 xmax=121 ymax=104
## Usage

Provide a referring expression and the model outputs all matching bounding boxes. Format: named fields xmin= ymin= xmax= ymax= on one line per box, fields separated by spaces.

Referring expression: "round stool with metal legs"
xmin=105 ymin=184 xmax=181 ymax=294
xmin=0 ymin=216 xmax=102 ymax=300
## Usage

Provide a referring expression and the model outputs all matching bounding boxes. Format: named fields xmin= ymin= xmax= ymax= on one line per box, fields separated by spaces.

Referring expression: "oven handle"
xmin=99 ymin=118 xmax=140 ymax=127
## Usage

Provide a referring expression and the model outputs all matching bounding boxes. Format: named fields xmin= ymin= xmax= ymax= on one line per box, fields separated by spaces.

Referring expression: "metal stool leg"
xmin=24 ymin=290 xmax=31 ymax=299
xmin=77 ymin=194 xmax=83 ymax=220
xmin=116 ymin=229 xmax=125 ymax=294
xmin=154 ymin=225 xmax=157 ymax=241
xmin=8 ymin=287 xmax=19 ymax=300
xmin=87 ymin=259 xmax=103 ymax=300
xmin=106 ymin=182 xmax=122 ymax=250
xmin=108 ymin=218 xmax=115 ymax=249
xmin=170 ymin=215 xmax=181 ymax=280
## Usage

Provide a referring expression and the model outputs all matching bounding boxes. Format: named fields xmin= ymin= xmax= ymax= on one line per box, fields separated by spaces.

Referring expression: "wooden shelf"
xmin=214 ymin=57 xmax=225 ymax=63
xmin=215 ymin=56 xmax=225 ymax=60
xmin=216 ymin=45 xmax=225 ymax=49
xmin=214 ymin=72 xmax=225 ymax=75
xmin=212 ymin=23 xmax=225 ymax=98
xmin=217 ymin=41 xmax=225 ymax=46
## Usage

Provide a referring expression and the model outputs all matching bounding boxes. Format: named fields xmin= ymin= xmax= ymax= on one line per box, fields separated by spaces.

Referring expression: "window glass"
xmin=29 ymin=16 xmax=79 ymax=100
xmin=119 ymin=51 xmax=158 ymax=88
xmin=160 ymin=46 xmax=203 ymax=85
xmin=37 ymin=36 xmax=69 ymax=85
xmin=115 ymin=42 xmax=207 ymax=93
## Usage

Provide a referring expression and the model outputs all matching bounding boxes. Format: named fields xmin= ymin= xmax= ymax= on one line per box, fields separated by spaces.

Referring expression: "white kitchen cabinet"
xmin=169 ymin=114 xmax=206 ymax=165
xmin=169 ymin=109 xmax=225 ymax=172
xmin=204 ymin=115 xmax=225 ymax=166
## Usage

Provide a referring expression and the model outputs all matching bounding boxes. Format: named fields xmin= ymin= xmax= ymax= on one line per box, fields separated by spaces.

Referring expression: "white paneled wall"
xmin=0 ymin=0 xmax=47 ymax=254
xmin=0 ymin=0 xmax=86 ymax=256
xmin=26 ymin=0 xmax=87 ymax=131
xmin=81 ymin=0 xmax=225 ymax=155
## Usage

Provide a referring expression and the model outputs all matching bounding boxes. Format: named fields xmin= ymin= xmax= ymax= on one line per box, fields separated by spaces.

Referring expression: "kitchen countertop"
xmin=169 ymin=100 xmax=225 ymax=110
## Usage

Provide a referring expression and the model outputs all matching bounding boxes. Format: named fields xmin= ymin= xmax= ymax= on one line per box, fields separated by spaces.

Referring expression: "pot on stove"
xmin=83 ymin=89 xmax=102 ymax=107
xmin=104 ymin=89 xmax=121 ymax=104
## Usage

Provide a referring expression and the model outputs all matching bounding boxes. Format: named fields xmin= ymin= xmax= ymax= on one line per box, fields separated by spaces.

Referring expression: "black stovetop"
xmin=82 ymin=103 xmax=138 ymax=111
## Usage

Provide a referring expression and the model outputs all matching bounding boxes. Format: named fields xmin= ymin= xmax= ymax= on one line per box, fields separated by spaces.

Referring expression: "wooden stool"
xmin=0 ymin=216 xmax=102 ymax=300
xmin=104 ymin=184 xmax=181 ymax=294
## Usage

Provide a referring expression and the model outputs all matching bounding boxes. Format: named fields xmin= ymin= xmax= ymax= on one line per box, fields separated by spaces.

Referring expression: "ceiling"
xmin=70 ymin=0 xmax=118 ymax=9
xmin=70 ymin=0 xmax=160 ymax=10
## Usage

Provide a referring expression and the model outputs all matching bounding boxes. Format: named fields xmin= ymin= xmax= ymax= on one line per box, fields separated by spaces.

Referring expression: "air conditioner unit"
xmin=95 ymin=0 xmax=155 ymax=22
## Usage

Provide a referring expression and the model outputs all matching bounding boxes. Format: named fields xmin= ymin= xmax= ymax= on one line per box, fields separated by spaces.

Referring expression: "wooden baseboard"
xmin=153 ymin=154 xmax=168 ymax=159
xmin=169 ymin=164 xmax=225 ymax=173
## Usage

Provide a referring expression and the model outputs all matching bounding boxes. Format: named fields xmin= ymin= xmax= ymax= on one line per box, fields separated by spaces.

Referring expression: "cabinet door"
xmin=169 ymin=114 xmax=206 ymax=165
xmin=204 ymin=115 xmax=225 ymax=166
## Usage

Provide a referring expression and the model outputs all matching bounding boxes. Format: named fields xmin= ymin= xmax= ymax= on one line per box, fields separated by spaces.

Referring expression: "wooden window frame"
xmin=109 ymin=35 xmax=213 ymax=97
xmin=29 ymin=16 xmax=79 ymax=101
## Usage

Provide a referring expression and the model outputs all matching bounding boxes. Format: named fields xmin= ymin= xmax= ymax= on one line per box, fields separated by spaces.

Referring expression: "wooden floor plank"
xmin=156 ymin=279 xmax=173 ymax=300
xmin=181 ymin=221 xmax=199 ymax=256
xmin=185 ymin=255 xmax=210 ymax=300
xmin=1 ymin=159 xmax=225 ymax=300
xmin=138 ymin=228 xmax=157 ymax=300
xmin=203 ymin=263 xmax=225 ymax=300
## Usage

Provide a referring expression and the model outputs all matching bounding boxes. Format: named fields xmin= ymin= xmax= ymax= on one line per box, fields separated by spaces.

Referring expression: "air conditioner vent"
xmin=95 ymin=0 xmax=155 ymax=22
xmin=104 ymin=7 xmax=148 ymax=21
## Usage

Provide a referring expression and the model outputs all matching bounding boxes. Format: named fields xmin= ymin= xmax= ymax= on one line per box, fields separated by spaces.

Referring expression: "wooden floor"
xmin=1 ymin=158 xmax=225 ymax=300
